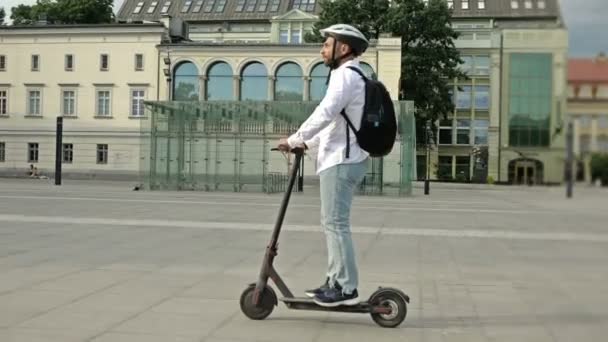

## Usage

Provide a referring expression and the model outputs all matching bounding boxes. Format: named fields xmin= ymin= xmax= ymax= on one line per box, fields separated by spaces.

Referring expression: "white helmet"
xmin=320 ymin=23 xmax=369 ymax=56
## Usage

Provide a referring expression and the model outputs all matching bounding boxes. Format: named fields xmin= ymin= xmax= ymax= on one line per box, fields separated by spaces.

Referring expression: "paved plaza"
xmin=0 ymin=178 xmax=607 ymax=342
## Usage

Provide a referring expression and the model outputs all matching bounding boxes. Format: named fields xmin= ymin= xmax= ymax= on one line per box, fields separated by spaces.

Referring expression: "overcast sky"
xmin=1 ymin=0 xmax=605 ymax=57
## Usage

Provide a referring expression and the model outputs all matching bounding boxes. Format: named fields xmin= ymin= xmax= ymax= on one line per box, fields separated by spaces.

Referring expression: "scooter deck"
xmin=280 ymin=297 xmax=387 ymax=314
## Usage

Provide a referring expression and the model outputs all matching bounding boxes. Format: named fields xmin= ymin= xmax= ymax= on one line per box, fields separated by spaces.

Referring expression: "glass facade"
xmin=508 ymin=53 xmax=553 ymax=147
xmin=139 ymin=100 xmax=416 ymax=196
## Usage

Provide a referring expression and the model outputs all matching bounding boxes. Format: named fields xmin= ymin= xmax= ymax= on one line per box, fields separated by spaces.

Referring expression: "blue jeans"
xmin=319 ymin=159 xmax=368 ymax=295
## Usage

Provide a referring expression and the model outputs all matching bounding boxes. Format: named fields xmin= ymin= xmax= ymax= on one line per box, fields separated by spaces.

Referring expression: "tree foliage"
xmin=10 ymin=0 xmax=114 ymax=25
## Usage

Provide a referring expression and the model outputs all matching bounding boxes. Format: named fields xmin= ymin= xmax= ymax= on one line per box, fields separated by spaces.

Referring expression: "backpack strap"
xmin=340 ymin=66 xmax=367 ymax=159
xmin=340 ymin=109 xmax=358 ymax=158
xmin=346 ymin=66 xmax=368 ymax=80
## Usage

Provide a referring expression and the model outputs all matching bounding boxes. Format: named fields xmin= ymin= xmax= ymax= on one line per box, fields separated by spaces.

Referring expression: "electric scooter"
xmin=239 ymin=147 xmax=409 ymax=328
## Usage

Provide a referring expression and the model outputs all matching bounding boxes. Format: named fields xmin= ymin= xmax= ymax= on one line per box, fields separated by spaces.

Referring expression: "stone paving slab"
xmin=0 ymin=178 xmax=607 ymax=341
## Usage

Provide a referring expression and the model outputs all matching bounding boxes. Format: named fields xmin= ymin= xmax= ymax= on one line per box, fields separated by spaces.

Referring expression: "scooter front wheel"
xmin=369 ymin=288 xmax=408 ymax=328
xmin=239 ymin=284 xmax=277 ymax=320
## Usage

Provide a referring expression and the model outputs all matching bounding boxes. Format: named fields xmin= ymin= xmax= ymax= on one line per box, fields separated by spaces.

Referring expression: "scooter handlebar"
xmin=271 ymin=147 xmax=305 ymax=155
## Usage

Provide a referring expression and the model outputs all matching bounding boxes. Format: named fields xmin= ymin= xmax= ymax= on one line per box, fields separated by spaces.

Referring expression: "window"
xmin=447 ymin=0 xmax=454 ymax=9
xmin=438 ymin=156 xmax=453 ymax=180
xmin=161 ymin=1 xmax=172 ymax=14
xmin=279 ymin=29 xmax=289 ymax=43
xmin=62 ymin=90 xmax=76 ymax=116
xmin=28 ymin=143 xmax=39 ymax=163
xmin=28 ymin=90 xmax=41 ymax=116
xmin=474 ymin=85 xmax=490 ymax=110
xmin=456 ymin=119 xmax=471 ymax=145
xmin=455 ymin=156 xmax=471 ymax=181
xmin=236 ymin=0 xmax=246 ymax=11
xmin=258 ymin=0 xmax=268 ymax=11
xmin=456 ymin=86 xmax=472 ymax=109
xmin=181 ymin=0 xmax=192 ymax=12
xmin=206 ymin=62 xmax=233 ymax=100
xmin=0 ymin=55 xmax=5 ymax=71
xmin=97 ymin=144 xmax=108 ymax=164
xmin=524 ymin=0 xmax=533 ymax=9
xmin=62 ymin=144 xmax=73 ymax=164
xmin=474 ymin=119 xmax=489 ymax=144
xmin=96 ymin=90 xmax=111 ymax=117
xmin=216 ymin=0 xmax=227 ymax=12
xmin=246 ymin=0 xmax=257 ymax=12
xmin=291 ymin=30 xmax=301 ymax=44
xmin=537 ymin=0 xmax=546 ymax=9
xmin=459 ymin=56 xmax=473 ymax=74
xmin=508 ymin=53 xmax=553 ymax=147
xmin=173 ymin=62 xmax=199 ymax=101
xmin=474 ymin=55 xmax=490 ymax=75
xmin=599 ymin=117 xmax=608 ymax=129
xmin=0 ymin=142 xmax=4 ymax=162
xmin=192 ymin=0 xmax=203 ymax=12
xmin=135 ymin=54 xmax=144 ymax=71
xmin=65 ymin=54 xmax=74 ymax=71
xmin=147 ymin=1 xmax=159 ymax=13
xmin=100 ymin=54 xmax=109 ymax=71
xmin=511 ymin=0 xmax=519 ymax=9
xmin=439 ymin=119 xmax=453 ymax=145
xmin=461 ymin=0 xmax=469 ymax=10
xmin=269 ymin=0 xmax=280 ymax=12
xmin=0 ymin=90 xmax=7 ymax=115
xmin=202 ymin=0 xmax=214 ymax=12
xmin=131 ymin=89 xmax=145 ymax=117
xmin=310 ymin=62 xmax=329 ymax=101
xmin=240 ymin=62 xmax=268 ymax=101
xmin=275 ymin=62 xmax=303 ymax=101
xmin=478 ymin=0 xmax=485 ymax=9
xmin=293 ymin=0 xmax=315 ymax=11
xmin=31 ymin=55 xmax=40 ymax=71
xmin=133 ymin=1 xmax=144 ymax=13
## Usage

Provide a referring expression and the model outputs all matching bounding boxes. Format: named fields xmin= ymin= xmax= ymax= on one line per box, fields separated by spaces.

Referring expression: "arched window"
xmin=275 ymin=62 xmax=303 ymax=101
xmin=206 ymin=62 xmax=233 ymax=100
xmin=240 ymin=62 xmax=268 ymax=101
xmin=173 ymin=62 xmax=199 ymax=101
xmin=309 ymin=62 xmax=330 ymax=101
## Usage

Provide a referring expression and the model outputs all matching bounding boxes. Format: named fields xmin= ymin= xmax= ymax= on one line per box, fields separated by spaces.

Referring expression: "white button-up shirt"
xmin=287 ymin=59 xmax=369 ymax=174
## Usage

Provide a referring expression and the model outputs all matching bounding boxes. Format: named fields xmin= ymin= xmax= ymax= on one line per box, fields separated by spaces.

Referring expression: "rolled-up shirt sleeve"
xmin=287 ymin=68 xmax=352 ymax=147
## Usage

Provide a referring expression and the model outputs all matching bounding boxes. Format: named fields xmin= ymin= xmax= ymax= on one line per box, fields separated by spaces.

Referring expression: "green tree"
xmin=306 ymin=0 xmax=466 ymax=147
xmin=305 ymin=0 xmax=391 ymax=42
xmin=10 ymin=4 xmax=34 ymax=25
xmin=11 ymin=0 xmax=114 ymax=25
xmin=0 ymin=7 xmax=5 ymax=25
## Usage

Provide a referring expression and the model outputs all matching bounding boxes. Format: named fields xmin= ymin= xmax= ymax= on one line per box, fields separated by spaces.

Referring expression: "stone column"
xmin=268 ymin=76 xmax=276 ymax=101
xmin=233 ymin=75 xmax=241 ymax=100
xmin=303 ymin=76 xmax=311 ymax=101
xmin=199 ymin=75 xmax=207 ymax=101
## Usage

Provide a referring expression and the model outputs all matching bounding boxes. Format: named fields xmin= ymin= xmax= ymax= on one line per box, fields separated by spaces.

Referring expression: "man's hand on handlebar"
xmin=276 ymin=138 xmax=306 ymax=152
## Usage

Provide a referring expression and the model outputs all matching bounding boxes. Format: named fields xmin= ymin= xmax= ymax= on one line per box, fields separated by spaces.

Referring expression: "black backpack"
xmin=340 ymin=66 xmax=397 ymax=158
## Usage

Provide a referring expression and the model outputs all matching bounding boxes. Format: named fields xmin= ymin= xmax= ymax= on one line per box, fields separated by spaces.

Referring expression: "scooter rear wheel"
xmin=240 ymin=284 xmax=277 ymax=320
xmin=369 ymin=288 xmax=408 ymax=328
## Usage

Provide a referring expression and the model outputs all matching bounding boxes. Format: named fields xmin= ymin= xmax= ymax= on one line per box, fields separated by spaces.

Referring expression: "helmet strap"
xmin=325 ymin=39 xmax=355 ymax=85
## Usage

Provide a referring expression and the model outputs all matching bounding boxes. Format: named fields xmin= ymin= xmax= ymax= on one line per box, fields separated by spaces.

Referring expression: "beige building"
xmin=0 ymin=24 xmax=166 ymax=178
xmin=0 ymin=0 xmax=569 ymax=186
xmin=568 ymin=53 xmax=608 ymax=182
